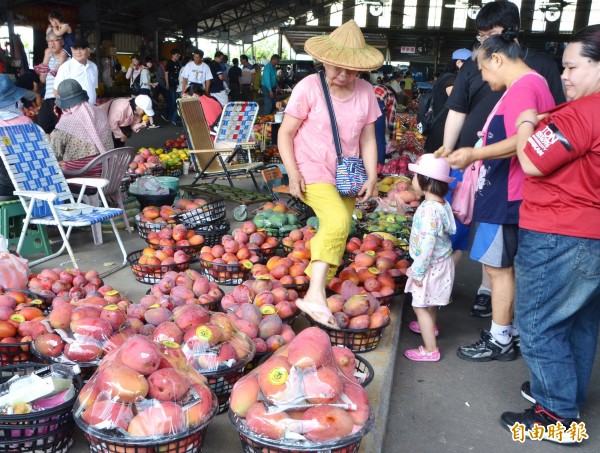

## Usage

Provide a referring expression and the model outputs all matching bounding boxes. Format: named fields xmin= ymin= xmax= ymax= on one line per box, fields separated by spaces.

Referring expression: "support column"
xmin=573 ymin=1 xmax=591 ymax=33
xmin=6 ymin=10 xmax=17 ymax=73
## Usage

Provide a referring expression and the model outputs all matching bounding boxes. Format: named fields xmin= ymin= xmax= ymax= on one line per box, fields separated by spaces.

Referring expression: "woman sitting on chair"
xmin=182 ymin=83 xmax=223 ymax=131
xmin=50 ymin=79 xmax=113 ymax=177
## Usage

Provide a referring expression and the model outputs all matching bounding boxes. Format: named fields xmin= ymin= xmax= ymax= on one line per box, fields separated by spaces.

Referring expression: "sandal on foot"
xmin=408 ymin=321 xmax=439 ymax=337
xmin=404 ymin=345 xmax=441 ymax=362
xmin=296 ymin=299 xmax=339 ymax=330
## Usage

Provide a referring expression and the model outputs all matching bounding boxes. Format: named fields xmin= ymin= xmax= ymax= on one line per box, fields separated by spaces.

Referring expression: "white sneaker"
xmin=148 ymin=124 xmax=160 ymax=129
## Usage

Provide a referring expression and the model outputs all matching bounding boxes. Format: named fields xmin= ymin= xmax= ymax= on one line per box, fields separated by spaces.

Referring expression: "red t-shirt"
xmin=520 ymin=93 xmax=600 ymax=239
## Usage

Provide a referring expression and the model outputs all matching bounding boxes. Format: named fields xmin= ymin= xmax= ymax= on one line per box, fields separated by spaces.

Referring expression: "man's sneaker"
xmin=457 ymin=329 xmax=516 ymax=362
xmin=513 ymin=334 xmax=521 ymax=355
xmin=148 ymin=124 xmax=160 ymax=129
xmin=521 ymin=381 xmax=536 ymax=404
xmin=471 ymin=293 xmax=492 ymax=317
xmin=501 ymin=404 xmax=584 ymax=444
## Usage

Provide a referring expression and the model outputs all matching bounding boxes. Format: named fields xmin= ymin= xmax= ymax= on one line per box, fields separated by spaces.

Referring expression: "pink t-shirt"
xmin=284 ymin=74 xmax=380 ymax=184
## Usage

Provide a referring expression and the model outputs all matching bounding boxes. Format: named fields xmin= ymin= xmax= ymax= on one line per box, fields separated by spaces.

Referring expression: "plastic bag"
xmin=129 ymin=176 xmax=170 ymax=195
xmin=451 ymin=160 xmax=482 ymax=226
xmin=374 ymin=196 xmax=408 ymax=215
xmin=73 ymin=335 xmax=216 ymax=440
xmin=229 ymin=327 xmax=372 ymax=445
xmin=0 ymin=235 xmax=29 ymax=290
xmin=180 ymin=311 xmax=255 ymax=373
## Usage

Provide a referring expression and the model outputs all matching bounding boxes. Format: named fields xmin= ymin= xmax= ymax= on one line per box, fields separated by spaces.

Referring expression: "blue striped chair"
xmin=0 ymin=123 xmax=128 ymax=274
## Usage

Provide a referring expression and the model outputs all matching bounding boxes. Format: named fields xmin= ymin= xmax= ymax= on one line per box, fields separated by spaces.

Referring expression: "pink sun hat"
xmin=408 ymin=154 xmax=454 ymax=183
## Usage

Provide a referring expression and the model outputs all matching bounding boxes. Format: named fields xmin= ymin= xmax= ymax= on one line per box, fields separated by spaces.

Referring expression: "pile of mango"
xmin=376 ymin=175 xmax=411 ymax=194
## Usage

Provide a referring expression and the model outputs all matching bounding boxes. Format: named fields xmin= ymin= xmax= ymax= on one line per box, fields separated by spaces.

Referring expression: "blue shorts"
xmin=470 ymin=222 xmax=519 ymax=268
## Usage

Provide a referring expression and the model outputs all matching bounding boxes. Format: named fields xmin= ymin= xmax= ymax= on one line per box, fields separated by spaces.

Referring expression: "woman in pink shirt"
xmin=278 ymin=20 xmax=383 ymax=328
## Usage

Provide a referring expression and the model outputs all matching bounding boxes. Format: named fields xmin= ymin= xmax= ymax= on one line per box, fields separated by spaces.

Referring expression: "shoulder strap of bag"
xmin=318 ymin=71 xmax=343 ymax=164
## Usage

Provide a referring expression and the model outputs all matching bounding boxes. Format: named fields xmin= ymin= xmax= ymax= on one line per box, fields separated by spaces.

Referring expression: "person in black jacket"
xmin=423 ymin=48 xmax=471 ymax=153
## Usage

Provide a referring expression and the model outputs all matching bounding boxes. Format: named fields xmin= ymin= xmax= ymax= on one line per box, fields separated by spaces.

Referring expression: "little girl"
xmin=39 ymin=11 xmax=74 ymax=77
xmin=404 ymin=154 xmax=456 ymax=362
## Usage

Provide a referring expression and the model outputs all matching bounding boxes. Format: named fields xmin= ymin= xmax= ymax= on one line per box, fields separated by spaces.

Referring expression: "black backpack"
xmin=417 ymin=73 xmax=452 ymax=135
xmin=416 ymin=91 xmax=435 ymax=135
xmin=130 ymin=72 xmax=142 ymax=95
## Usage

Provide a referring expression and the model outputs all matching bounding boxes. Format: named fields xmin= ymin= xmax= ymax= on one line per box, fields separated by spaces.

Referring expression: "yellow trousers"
xmin=303 ymin=183 xmax=355 ymax=282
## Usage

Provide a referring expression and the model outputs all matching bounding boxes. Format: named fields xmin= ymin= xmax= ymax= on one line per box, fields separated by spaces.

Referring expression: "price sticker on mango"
xmin=260 ymin=305 xmax=276 ymax=315
xmin=268 ymin=366 xmax=288 ymax=386
xmin=161 ymin=340 xmax=180 ymax=349
xmin=10 ymin=314 xmax=25 ymax=323
xmin=195 ymin=326 xmax=212 ymax=342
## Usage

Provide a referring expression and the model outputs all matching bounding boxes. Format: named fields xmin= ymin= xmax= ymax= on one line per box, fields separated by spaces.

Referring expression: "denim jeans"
xmin=165 ymin=87 xmax=179 ymax=122
xmin=263 ymin=90 xmax=274 ymax=115
xmin=515 ymin=229 xmax=600 ymax=418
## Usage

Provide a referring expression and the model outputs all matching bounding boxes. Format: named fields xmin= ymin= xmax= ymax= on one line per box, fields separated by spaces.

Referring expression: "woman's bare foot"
xmin=296 ymin=298 xmax=338 ymax=329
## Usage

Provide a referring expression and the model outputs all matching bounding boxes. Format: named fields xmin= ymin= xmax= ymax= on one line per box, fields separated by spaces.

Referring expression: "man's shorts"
xmin=470 ymin=222 xmax=519 ymax=268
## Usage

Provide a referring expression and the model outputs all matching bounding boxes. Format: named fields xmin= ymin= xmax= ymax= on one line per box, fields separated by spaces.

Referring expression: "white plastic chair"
xmin=0 ymin=124 xmax=128 ymax=274
xmin=62 ymin=147 xmax=137 ymax=245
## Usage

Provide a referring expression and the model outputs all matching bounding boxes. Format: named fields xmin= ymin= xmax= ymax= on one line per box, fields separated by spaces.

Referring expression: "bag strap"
xmin=319 ymin=71 xmax=343 ymax=164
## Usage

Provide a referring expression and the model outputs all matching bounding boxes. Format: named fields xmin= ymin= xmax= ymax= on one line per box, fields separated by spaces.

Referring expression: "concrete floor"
xmin=21 ymin=119 xmax=600 ymax=452
xmin=383 ymin=256 xmax=600 ymax=453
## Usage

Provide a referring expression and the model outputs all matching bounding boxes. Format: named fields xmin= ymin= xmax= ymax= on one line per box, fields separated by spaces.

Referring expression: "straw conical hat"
xmin=304 ymin=20 xmax=384 ymax=71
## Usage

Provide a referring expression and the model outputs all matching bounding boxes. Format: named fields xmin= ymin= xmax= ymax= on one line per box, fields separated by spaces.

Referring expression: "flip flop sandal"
xmin=296 ymin=299 xmax=339 ymax=330
xmin=404 ymin=345 xmax=441 ymax=362
xmin=408 ymin=321 xmax=439 ymax=337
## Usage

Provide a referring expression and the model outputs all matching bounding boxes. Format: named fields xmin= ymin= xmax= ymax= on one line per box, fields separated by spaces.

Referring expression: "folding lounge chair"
xmin=0 ymin=124 xmax=128 ymax=275
xmin=178 ymin=98 xmax=264 ymax=190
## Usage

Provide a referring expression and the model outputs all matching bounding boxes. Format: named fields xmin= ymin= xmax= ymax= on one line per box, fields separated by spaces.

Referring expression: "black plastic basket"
xmin=230 ymin=409 xmax=374 ymax=453
xmin=4 ymin=288 xmax=53 ymax=313
xmin=376 ymin=293 xmax=396 ymax=307
xmin=75 ymin=396 xmax=218 ymax=453
xmin=235 ymin=148 xmax=264 ymax=164
xmin=392 ymin=274 xmax=409 ymax=292
xmin=265 ymin=152 xmax=283 ymax=164
xmin=0 ymin=363 xmax=79 ymax=453
xmin=197 ymin=257 xmax=256 ymax=286
xmin=257 ymin=243 xmax=279 ymax=262
xmin=193 ymin=221 xmax=230 ymax=247
xmin=354 ymin=354 xmax=374 ymax=387
xmin=243 ymin=351 xmax=273 ymax=375
xmin=135 ymin=214 xmax=169 ymax=240
xmin=145 ymin=287 xmax=223 ymax=313
xmin=201 ymin=343 xmax=255 ymax=414
xmin=307 ymin=316 xmax=391 ymax=353
xmin=146 ymin=239 xmax=204 ymax=257
xmin=127 ymin=249 xmax=193 ymax=285
xmin=128 ymin=188 xmax=176 ymax=210
xmin=0 ymin=340 xmax=31 ymax=366
xmin=175 ymin=200 xmax=227 ymax=228
xmin=282 ymin=281 xmax=309 ymax=298
xmin=157 ymin=167 xmax=183 ymax=177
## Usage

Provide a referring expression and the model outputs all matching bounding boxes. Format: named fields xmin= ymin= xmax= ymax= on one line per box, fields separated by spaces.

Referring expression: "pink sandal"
xmin=404 ymin=346 xmax=441 ymax=362
xmin=408 ymin=321 xmax=439 ymax=337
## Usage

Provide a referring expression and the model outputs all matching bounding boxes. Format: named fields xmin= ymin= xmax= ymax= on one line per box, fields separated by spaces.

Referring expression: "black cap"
xmin=71 ymin=38 xmax=89 ymax=49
